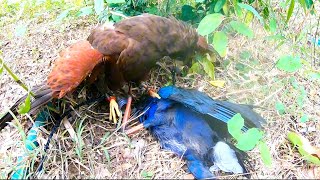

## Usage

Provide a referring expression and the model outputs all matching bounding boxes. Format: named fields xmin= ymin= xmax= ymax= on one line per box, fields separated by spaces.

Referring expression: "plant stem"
xmin=0 ymin=57 xmax=35 ymax=97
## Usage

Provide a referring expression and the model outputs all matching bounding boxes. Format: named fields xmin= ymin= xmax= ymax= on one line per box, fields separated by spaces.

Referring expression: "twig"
xmin=0 ymin=56 xmax=35 ymax=97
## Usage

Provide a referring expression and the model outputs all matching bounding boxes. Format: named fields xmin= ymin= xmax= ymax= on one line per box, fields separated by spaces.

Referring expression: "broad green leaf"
xmin=258 ymin=141 xmax=272 ymax=167
xmin=200 ymin=56 xmax=215 ymax=79
xmin=234 ymin=3 xmax=243 ymax=17
xmin=287 ymin=131 xmax=303 ymax=146
xmin=298 ymin=0 xmax=307 ymax=12
xmin=106 ymin=0 xmax=126 ymax=3
xmin=197 ymin=13 xmax=224 ymax=36
xmin=214 ymin=0 xmax=226 ymax=12
xmin=269 ymin=18 xmax=277 ymax=33
xmin=189 ymin=62 xmax=203 ymax=74
xmin=238 ymin=3 xmax=263 ymax=24
xmin=229 ymin=21 xmax=254 ymax=39
xmin=195 ymin=0 xmax=205 ymax=2
xmin=56 ymin=9 xmax=72 ymax=22
xmin=300 ymin=114 xmax=309 ymax=123
xmin=222 ymin=1 xmax=229 ymax=15
xmin=94 ymin=0 xmax=104 ymax=15
xmin=236 ymin=128 xmax=263 ymax=151
xmin=15 ymin=24 xmax=27 ymax=37
xmin=262 ymin=7 xmax=269 ymax=19
xmin=227 ymin=113 xmax=244 ymax=139
xmin=275 ymin=101 xmax=285 ymax=115
xmin=181 ymin=5 xmax=196 ymax=21
xmin=276 ymin=56 xmax=302 ymax=72
xmin=77 ymin=6 xmax=93 ymax=17
xmin=213 ymin=31 xmax=228 ymax=57
xmin=18 ymin=93 xmax=31 ymax=114
xmin=298 ymin=147 xmax=320 ymax=165
xmin=305 ymin=0 xmax=314 ymax=9
xmin=286 ymin=0 xmax=295 ymax=23
xmin=288 ymin=131 xmax=320 ymax=165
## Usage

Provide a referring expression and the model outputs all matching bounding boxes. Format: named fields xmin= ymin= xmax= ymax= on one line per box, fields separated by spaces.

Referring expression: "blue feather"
xmin=137 ymin=85 xmax=266 ymax=179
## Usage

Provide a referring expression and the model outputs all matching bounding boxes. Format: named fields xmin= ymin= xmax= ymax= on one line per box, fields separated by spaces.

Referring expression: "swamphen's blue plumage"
xmin=136 ymin=85 xmax=266 ymax=179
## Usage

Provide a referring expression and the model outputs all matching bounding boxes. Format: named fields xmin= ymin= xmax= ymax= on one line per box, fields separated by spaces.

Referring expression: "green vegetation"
xmin=1 ymin=0 xmax=320 ymax=178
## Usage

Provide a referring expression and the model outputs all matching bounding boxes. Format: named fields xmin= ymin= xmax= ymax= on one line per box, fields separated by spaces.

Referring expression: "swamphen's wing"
xmin=158 ymin=85 xmax=266 ymax=130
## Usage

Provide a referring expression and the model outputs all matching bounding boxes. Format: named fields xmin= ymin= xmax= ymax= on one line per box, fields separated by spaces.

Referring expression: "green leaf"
xmin=106 ymin=0 xmax=126 ymax=3
xmin=102 ymin=147 xmax=111 ymax=164
xmin=300 ymin=114 xmax=309 ymax=123
xmin=229 ymin=20 xmax=254 ymax=38
xmin=236 ymin=128 xmax=263 ymax=151
xmin=15 ymin=24 xmax=28 ymax=37
xmin=275 ymin=101 xmax=285 ymax=115
xmin=199 ymin=56 xmax=215 ymax=79
xmin=77 ymin=6 xmax=93 ymax=17
xmin=264 ymin=34 xmax=285 ymax=41
xmin=227 ymin=113 xmax=244 ymax=139
xmin=308 ymin=72 xmax=320 ymax=80
xmin=237 ymin=3 xmax=263 ymax=24
xmin=258 ymin=141 xmax=272 ymax=167
xmin=276 ymin=56 xmax=302 ymax=72
xmin=298 ymin=147 xmax=320 ymax=165
xmin=286 ymin=0 xmax=295 ymax=23
xmin=56 ymin=9 xmax=72 ymax=22
xmin=305 ymin=0 xmax=313 ymax=9
xmin=18 ymin=93 xmax=31 ymax=114
xmin=234 ymin=3 xmax=243 ymax=17
xmin=0 ymin=63 xmax=3 ymax=75
xmin=189 ymin=62 xmax=203 ymax=74
xmin=141 ymin=170 xmax=154 ymax=178
xmin=287 ymin=131 xmax=303 ymax=146
xmin=269 ymin=17 xmax=277 ymax=33
xmin=287 ymin=132 xmax=320 ymax=165
xmin=244 ymin=11 xmax=254 ymax=24
xmin=181 ymin=5 xmax=196 ymax=21
xmin=214 ymin=0 xmax=226 ymax=12
xmin=197 ymin=13 xmax=224 ymax=36
xmin=212 ymin=31 xmax=228 ymax=57
xmin=94 ymin=0 xmax=104 ymax=15
xmin=298 ymin=0 xmax=307 ymax=12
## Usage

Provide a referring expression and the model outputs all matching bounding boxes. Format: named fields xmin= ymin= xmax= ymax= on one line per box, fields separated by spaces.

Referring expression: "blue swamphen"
xmin=126 ymin=85 xmax=266 ymax=179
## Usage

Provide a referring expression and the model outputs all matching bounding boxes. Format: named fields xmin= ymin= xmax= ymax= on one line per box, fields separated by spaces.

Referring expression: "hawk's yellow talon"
xmin=109 ymin=96 xmax=122 ymax=124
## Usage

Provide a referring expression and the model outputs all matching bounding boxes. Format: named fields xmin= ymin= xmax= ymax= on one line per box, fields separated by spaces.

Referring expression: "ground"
xmin=0 ymin=7 xmax=320 ymax=179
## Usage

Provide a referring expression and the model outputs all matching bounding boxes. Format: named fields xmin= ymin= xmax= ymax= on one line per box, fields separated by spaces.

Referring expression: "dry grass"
xmin=1 ymin=6 xmax=320 ymax=179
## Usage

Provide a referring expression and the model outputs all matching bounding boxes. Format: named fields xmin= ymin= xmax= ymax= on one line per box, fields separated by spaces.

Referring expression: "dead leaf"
xmin=209 ymin=80 xmax=225 ymax=88
xmin=121 ymin=163 xmax=133 ymax=170
xmin=183 ymin=173 xmax=195 ymax=179
xmin=288 ymin=131 xmax=320 ymax=159
xmin=298 ymin=133 xmax=320 ymax=158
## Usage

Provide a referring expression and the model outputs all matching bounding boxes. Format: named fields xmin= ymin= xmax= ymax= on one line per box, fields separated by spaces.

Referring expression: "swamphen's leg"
xmin=121 ymin=83 xmax=133 ymax=131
